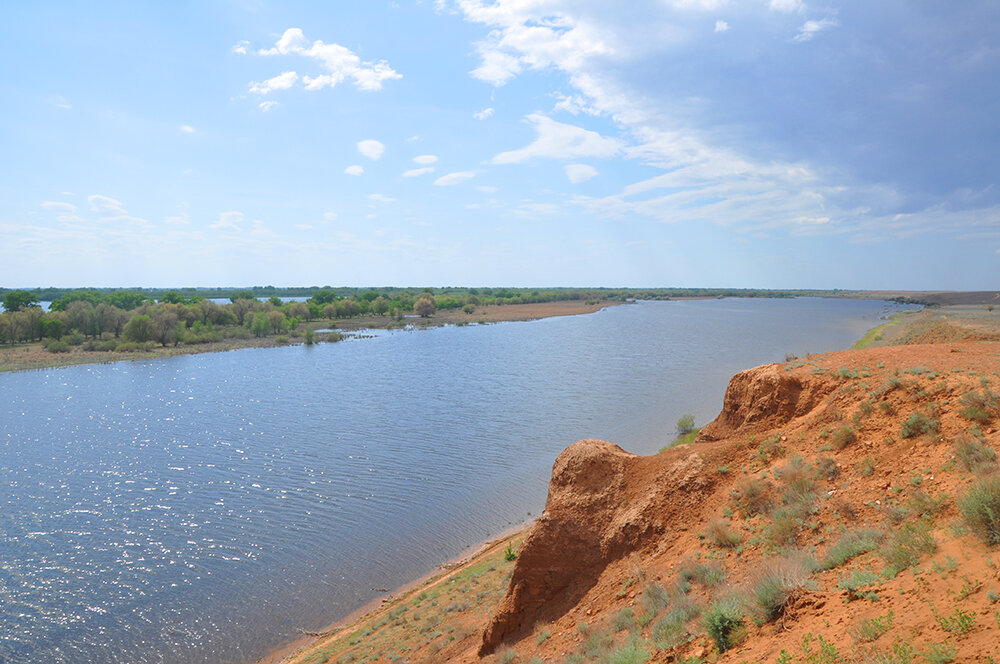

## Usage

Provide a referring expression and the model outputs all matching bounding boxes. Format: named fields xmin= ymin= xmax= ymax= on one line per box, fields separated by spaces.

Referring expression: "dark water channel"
xmin=0 ymin=298 xmax=906 ymax=663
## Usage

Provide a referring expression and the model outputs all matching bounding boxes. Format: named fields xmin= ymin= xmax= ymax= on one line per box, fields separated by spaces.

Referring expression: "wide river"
xmin=0 ymin=298 xmax=905 ymax=663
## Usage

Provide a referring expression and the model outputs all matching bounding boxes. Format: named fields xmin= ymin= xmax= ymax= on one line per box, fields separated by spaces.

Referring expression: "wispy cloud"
xmin=794 ymin=17 xmax=839 ymax=42
xmin=344 ymin=165 xmax=364 ymax=176
xmin=434 ymin=171 xmax=476 ymax=186
xmin=179 ymin=125 xmax=196 ymax=134
xmin=565 ymin=163 xmax=598 ymax=183
xmin=210 ymin=211 xmax=244 ymax=230
xmin=249 ymin=70 xmax=299 ymax=95
xmin=492 ymin=114 xmax=621 ymax=164
xmin=714 ymin=19 xmax=729 ymax=32
xmin=473 ymin=107 xmax=495 ymax=120
xmin=403 ymin=167 xmax=435 ymax=177
xmin=413 ymin=154 xmax=438 ymax=165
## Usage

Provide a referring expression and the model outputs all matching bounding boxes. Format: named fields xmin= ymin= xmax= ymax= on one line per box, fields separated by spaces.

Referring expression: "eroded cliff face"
xmin=480 ymin=363 xmax=841 ymax=654
xmin=480 ymin=440 xmax=711 ymax=653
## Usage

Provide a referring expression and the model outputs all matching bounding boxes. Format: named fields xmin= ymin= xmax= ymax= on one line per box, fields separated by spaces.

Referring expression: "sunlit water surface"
xmin=0 ymin=298 xmax=905 ymax=663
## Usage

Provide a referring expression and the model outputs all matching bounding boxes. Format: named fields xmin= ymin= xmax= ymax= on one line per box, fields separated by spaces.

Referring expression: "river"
xmin=0 ymin=297 xmax=904 ymax=663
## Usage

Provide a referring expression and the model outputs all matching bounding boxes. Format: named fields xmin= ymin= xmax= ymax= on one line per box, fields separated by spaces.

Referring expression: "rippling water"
xmin=0 ymin=298 xmax=904 ymax=663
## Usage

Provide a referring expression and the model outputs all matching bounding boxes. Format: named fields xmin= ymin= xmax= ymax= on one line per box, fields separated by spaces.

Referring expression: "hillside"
xmin=280 ymin=341 xmax=1000 ymax=664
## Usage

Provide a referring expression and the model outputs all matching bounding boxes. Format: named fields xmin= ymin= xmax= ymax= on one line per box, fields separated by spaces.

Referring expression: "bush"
xmin=703 ymin=597 xmax=744 ymax=653
xmin=953 ymin=435 xmax=997 ymax=474
xmin=43 ymin=339 xmax=70 ymax=353
xmin=900 ymin=412 xmax=939 ymax=438
xmin=731 ymin=477 xmax=774 ymax=517
xmin=706 ymin=520 xmax=741 ymax=549
xmin=613 ymin=607 xmax=635 ymax=632
xmin=748 ymin=555 xmax=815 ymax=623
xmin=959 ymin=476 xmax=1000 ymax=546
xmin=831 ymin=425 xmax=857 ymax=451
xmin=677 ymin=414 xmax=696 ymax=435
xmin=881 ymin=522 xmax=935 ymax=576
xmin=850 ymin=609 xmax=894 ymax=642
xmin=821 ymin=529 xmax=882 ymax=570
xmin=765 ymin=509 xmax=801 ymax=547
xmin=607 ymin=640 xmax=649 ymax=664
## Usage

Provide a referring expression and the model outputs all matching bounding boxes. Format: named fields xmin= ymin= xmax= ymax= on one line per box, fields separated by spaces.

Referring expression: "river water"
xmin=0 ymin=298 xmax=904 ymax=663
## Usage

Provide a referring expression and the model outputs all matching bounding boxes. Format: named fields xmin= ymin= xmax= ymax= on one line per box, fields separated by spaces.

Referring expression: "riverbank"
xmin=0 ymin=300 xmax=619 ymax=373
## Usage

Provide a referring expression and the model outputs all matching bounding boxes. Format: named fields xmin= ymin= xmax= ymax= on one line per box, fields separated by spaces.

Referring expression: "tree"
xmin=287 ymin=301 xmax=310 ymax=321
xmin=414 ymin=297 xmax=436 ymax=317
xmin=230 ymin=298 xmax=254 ymax=325
xmin=371 ymin=296 xmax=390 ymax=316
xmin=229 ymin=289 xmax=255 ymax=303
xmin=150 ymin=307 xmax=181 ymax=346
xmin=2 ymin=289 xmax=38 ymax=312
xmin=677 ymin=414 xmax=696 ymax=436
xmin=123 ymin=315 xmax=152 ymax=342
xmin=250 ymin=312 xmax=269 ymax=338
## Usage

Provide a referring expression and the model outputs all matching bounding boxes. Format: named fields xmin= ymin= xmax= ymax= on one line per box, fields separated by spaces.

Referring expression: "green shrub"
xmin=959 ymin=476 xmax=1000 ymax=546
xmin=676 ymin=414 xmax=696 ymax=435
xmin=881 ymin=522 xmax=936 ymax=577
xmin=651 ymin=599 xmax=699 ymax=648
xmin=953 ymin=435 xmax=997 ymax=474
xmin=900 ymin=412 xmax=939 ymax=438
xmin=821 ymin=529 xmax=882 ymax=570
xmin=919 ymin=641 xmax=957 ymax=664
xmin=849 ymin=609 xmax=894 ymax=642
xmin=641 ymin=583 xmax=669 ymax=616
xmin=678 ymin=559 xmax=726 ymax=588
xmin=504 ymin=544 xmax=517 ymax=561
xmin=44 ymin=339 xmax=70 ymax=353
xmin=765 ymin=509 xmax=801 ymax=547
xmin=930 ymin=604 xmax=976 ymax=635
xmin=703 ymin=597 xmax=744 ymax=653
xmin=814 ymin=456 xmax=839 ymax=480
xmin=748 ymin=555 xmax=814 ymax=623
xmin=831 ymin=426 xmax=856 ymax=451
xmin=613 ymin=607 xmax=635 ymax=632
xmin=607 ymin=640 xmax=649 ymax=664
xmin=837 ymin=569 xmax=882 ymax=602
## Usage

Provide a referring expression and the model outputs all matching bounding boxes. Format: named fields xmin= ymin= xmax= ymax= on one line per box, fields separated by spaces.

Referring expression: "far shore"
xmin=0 ymin=300 xmax=620 ymax=374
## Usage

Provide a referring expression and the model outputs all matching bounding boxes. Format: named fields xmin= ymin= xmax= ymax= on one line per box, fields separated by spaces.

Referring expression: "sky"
xmin=1 ymin=1 xmax=998 ymax=289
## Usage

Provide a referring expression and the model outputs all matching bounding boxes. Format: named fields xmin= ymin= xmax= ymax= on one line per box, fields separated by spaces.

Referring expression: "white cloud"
xmin=179 ymin=125 xmax=196 ymax=134
xmin=210 ymin=211 xmax=244 ymax=230
xmin=794 ymin=17 xmax=838 ymax=42
xmin=714 ymin=19 xmax=730 ymax=32
xmin=403 ymin=167 xmax=435 ymax=177
xmin=769 ymin=0 xmax=805 ymax=12
xmin=466 ymin=6 xmax=613 ymax=88
xmin=232 ymin=40 xmax=250 ymax=54
xmin=345 ymin=165 xmax=364 ymax=176
xmin=492 ymin=114 xmax=622 ymax=164
xmin=434 ymin=171 xmax=477 ymax=186
xmin=413 ymin=154 xmax=438 ymax=165
xmin=249 ymin=70 xmax=299 ymax=95
xmin=357 ymin=139 xmax=386 ymax=160
xmin=565 ymin=163 xmax=598 ymax=183
xmin=41 ymin=201 xmax=76 ymax=213
xmin=259 ymin=101 xmax=279 ymax=112
xmin=254 ymin=28 xmax=401 ymax=92
xmin=53 ymin=95 xmax=71 ymax=109
xmin=323 ymin=211 xmax=339 ymax=221
xmin=369 ymin=193 xmax=396 ymax=202
xmin=165 ymin=213 xmax=191 ymax=225
xmin=474 ymin=107 xmax=495 ymax=120
xmin=87 ymin=195 xmax=128 ymax=215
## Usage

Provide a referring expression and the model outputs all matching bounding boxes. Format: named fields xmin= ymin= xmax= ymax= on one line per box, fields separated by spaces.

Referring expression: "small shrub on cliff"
xmin=504 ymin=544 xmax=517 ymax=562
xmin=747 ymin=554 xmax=816 ymax=623
xmin=731 ymin=477 xmax=774 ymax=517
xmin=756 ymin=435 xmax=786 ymax=464
xmin=959 ymin=388 xmax=998 ymax=423
xmin=705 ymin=520 xmax=741 ymax=549
xmin=880 ymin=522 xmax=936 ymax=577
xmin=831 ymin=425 xmax=857 ymax=451
xmin=703 ymin=596 xmax=745 ymax=653
xmin=677 ymin=414 xmax=696 ymax=435
xmin=953 ymin=435 xmax=997 ymax=474
xmin=960 ymin=476 xmax=1000 ymax=546
xmin=900 ymin=412 xmax=939 ymax=439
xmin=821 ymin=528 xmax=882 ymax=570
xmin=776 ymin=456 xmax=817 ymax=505
xmin=607 ymin=640 xmax=650 ymax=664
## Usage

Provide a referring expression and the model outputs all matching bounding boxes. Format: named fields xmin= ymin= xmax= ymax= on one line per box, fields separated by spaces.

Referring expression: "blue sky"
xmin=1 ymin=1 xmax=997 ymax=289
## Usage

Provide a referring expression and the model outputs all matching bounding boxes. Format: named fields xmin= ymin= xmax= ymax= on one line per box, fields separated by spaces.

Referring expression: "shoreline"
xmin=256 ymin=521 xmax=535 ymax=664
xmin=0 ymin=300 xmax=620 ymax=374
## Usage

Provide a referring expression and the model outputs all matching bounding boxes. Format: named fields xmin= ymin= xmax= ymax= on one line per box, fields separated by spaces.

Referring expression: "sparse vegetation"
xmin=702 ymin=596 xmax=745 ymax=653
xmin=900 ymin=411 xmax=939 ymax=438
xmin=959 ymin=476 xmax=1000 ymax=546
xmin=706 ymin=519 xmax=741 ymax=549
xmin=881 ymin=522 xmax=936 ymax=577
xmin=831 ymin=425 xmax=857 ymax=451
xmin=821 ymin=529 xmax=882 ymax=570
